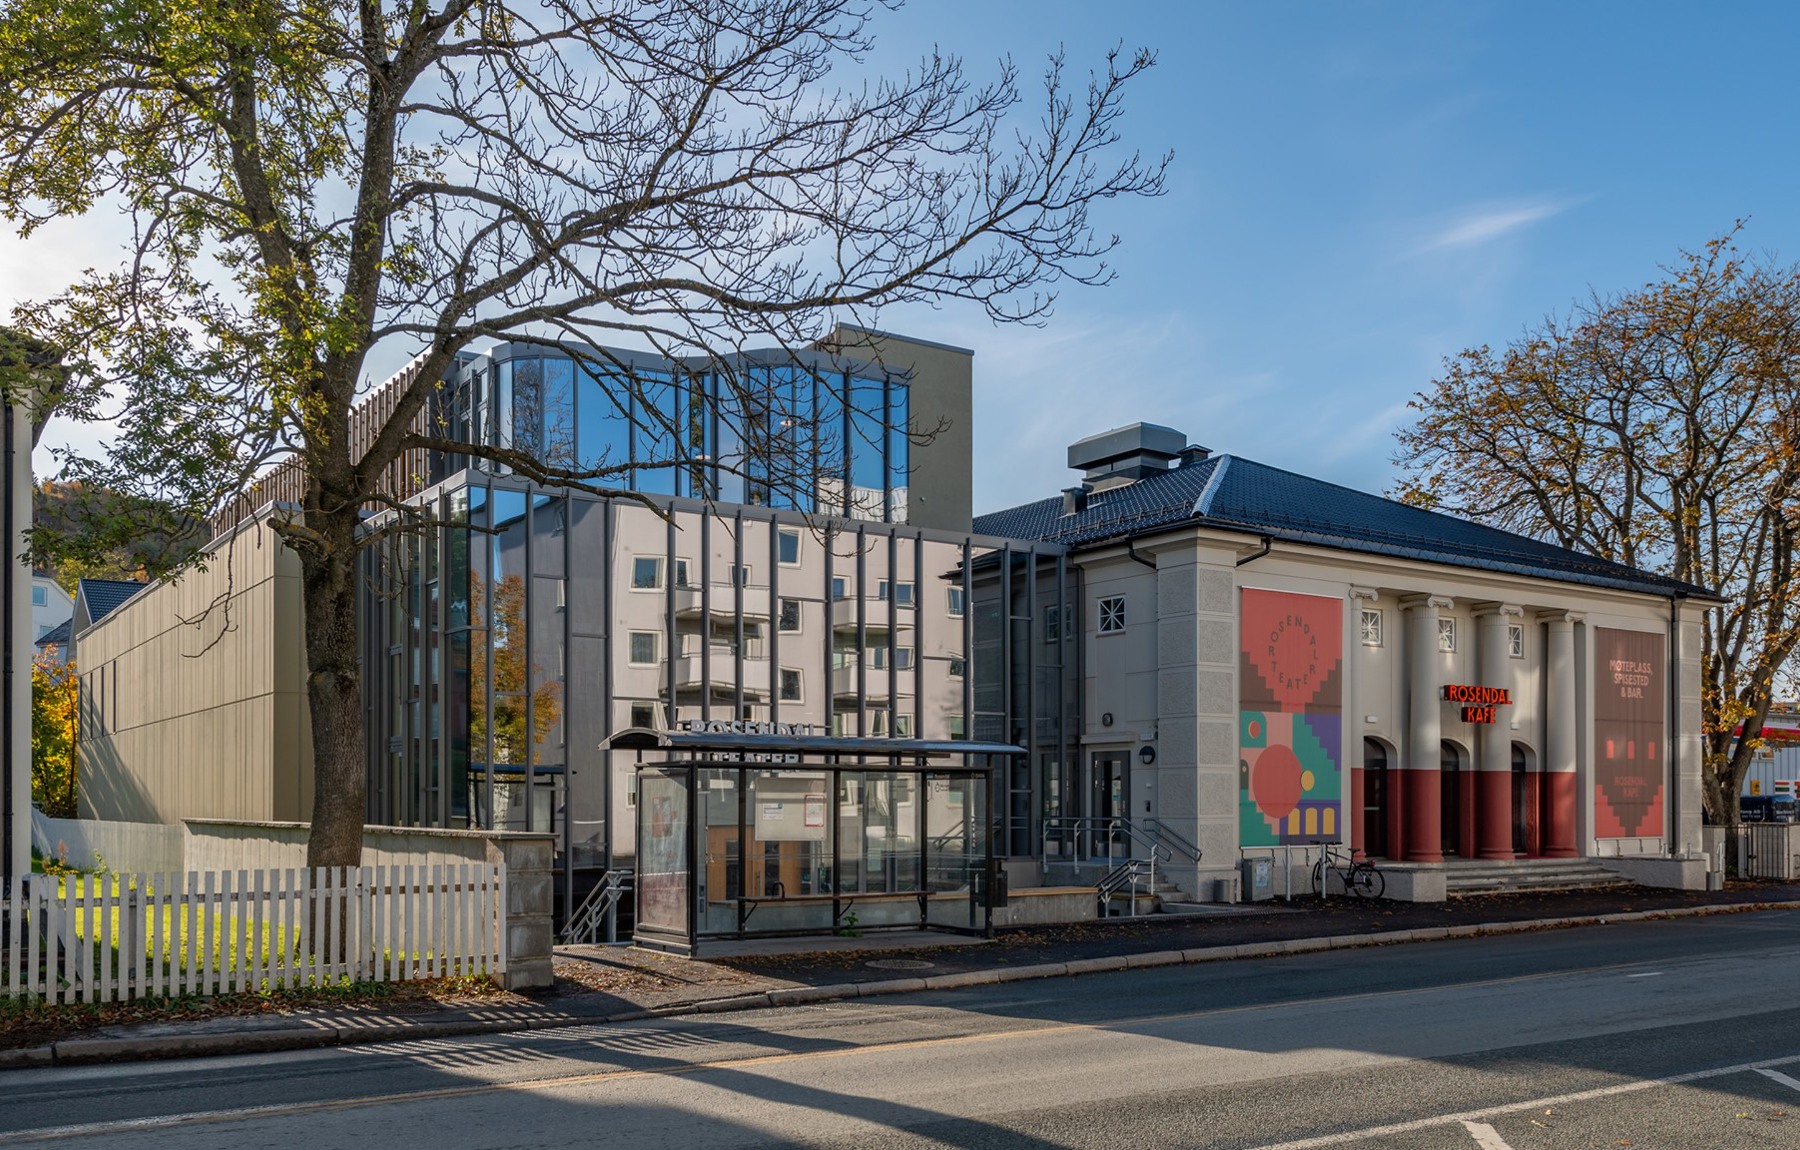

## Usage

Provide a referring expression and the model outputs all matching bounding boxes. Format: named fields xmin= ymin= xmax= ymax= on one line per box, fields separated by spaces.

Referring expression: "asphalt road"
xmin=6 ymin=911 xmax=1800 ymax=1149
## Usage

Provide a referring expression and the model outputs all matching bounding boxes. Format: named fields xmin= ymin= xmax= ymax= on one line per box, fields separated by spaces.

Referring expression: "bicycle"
xmin=1311 ymin=843 xmax=1385 ymax=899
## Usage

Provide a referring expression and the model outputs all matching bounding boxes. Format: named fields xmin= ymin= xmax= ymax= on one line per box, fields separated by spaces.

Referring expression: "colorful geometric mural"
xmin=1594 ymin=627 xmax=1665 ymax=839
xmin=1240 ymin=589 xmax=1344 ymax=846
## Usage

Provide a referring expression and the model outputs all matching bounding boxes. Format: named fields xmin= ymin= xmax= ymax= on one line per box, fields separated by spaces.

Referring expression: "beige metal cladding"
xmin=77 ymin=511 xmax=311 ymax=824
xmin=821 ymin=324 xmax=973 ymax=534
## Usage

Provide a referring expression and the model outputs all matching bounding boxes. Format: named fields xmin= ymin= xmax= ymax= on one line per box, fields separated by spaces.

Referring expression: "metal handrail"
xmin=1041 ymin=816 xmax=1176 ymax=869
xmin=1140 ymin=817 xmax=1204 ymax=865
xmin=1095 ymin=857 xmax=1157 ymax=917
xmin=561 ymin=869 xmax=634 ymax=944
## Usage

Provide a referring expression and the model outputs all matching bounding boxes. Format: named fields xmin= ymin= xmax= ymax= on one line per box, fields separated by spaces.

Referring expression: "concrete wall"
xmin=77 ymin=511 xmax=311 ymax=824
xmin=31 ymin=810 xmax=185 ymax=873
xmin=825 ymin=325 xmax=973 ymax=533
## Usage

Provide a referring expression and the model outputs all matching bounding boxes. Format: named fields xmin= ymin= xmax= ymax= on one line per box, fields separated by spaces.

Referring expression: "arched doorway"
xmin=1362 ymin=738 xmax=1390 ymax=858
xmin=1440 ymin=741 xmax=1466 ymax=857
xmin=1511 ymin=743 xmax=1533 ymax=856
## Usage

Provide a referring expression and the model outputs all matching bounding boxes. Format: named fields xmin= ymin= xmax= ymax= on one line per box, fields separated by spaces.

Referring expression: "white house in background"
xmin=31 ymin=573 xmax=71 ymax=641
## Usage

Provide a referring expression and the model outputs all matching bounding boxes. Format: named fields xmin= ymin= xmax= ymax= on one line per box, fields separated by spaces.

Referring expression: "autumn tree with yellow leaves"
xmin=1395 ymin=231 xmax=1800 ymax=826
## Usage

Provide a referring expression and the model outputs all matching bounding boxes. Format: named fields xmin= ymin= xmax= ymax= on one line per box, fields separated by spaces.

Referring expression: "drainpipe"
xmin=1236 ymin=536 xmax=1273 ymax=568
xmin=1125 ymin=539 xmax=1156 ymax=571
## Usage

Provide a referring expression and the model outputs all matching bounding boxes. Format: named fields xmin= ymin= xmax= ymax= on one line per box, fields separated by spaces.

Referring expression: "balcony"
xmin=675 ymin=637 xmax=771 ymax=697
xmin=830 ymin=597 xmax=914 ymax=634
xmin=832 ymin=663 xmax=891 ymax=700
xmin=672 ymin=582 xmax=771 ymax=622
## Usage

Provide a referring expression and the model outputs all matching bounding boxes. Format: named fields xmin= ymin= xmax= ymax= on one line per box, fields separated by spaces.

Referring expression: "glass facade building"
xmin=361 ymin=338 xmax=1074 ymax=920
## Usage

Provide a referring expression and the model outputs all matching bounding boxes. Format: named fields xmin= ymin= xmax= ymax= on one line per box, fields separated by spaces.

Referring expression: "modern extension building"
xmin=76 ymin=340 xmax=1716 ymax=920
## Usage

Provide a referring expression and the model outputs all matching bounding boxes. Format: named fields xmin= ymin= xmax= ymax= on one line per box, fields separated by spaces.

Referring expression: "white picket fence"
xmin=1 ymin=865 xmax=506 ymax=1003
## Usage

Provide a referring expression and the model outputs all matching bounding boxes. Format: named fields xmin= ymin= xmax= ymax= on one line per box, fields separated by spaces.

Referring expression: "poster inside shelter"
xmin=1239 ymin=589 xmax=1343 ymax=845
xmin=1594 ymin=627 xmax=1665 ymax=838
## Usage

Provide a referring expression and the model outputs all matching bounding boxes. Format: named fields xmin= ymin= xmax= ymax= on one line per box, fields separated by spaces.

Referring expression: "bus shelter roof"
xmin=605 ymin=726 xmax=1020 ymax=767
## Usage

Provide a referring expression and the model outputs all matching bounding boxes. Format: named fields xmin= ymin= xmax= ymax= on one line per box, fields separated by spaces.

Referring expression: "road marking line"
xmin=1626 ymin=972 xmax=1665 ymax=978
xmin=1238 ymin=1052 xmax=1800 ymax=1150
xmin=1460 ymin=1120 xmax=1514 ymax=1150
xmin=1756 ymin=1067 xmax=1800 ymax=1094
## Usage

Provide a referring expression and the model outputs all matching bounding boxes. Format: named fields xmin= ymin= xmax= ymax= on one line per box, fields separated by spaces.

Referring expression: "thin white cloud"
xmin=1420 ymin=198 xmax=1571 ymax=252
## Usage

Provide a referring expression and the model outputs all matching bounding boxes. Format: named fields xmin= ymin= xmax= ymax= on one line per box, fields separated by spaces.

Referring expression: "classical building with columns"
xmin=977 ymin=423 xmax=1715 ymax=901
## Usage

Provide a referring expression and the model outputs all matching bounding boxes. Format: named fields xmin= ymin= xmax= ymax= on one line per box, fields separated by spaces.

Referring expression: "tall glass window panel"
xmin=509 ymin=356 xmax=543 ymax=459
xmin=578 ymin=365 xmax=633 ymax=485
xmin=813 ymin=372 xmax=845 ymax=515
xmin=490 ymin=488 xmax=530 ymax=774
xmin=886 ymin=380 xmax=909 ymax=523
xmin=766 ymin=366 xmax=815 ymax=512
xmin=541 ymin=356 xmax=576 ymax=469
xmin=493 ymin=359 xmax=516 ymax=461
xmin=633 ymin=372 xmax=678 ymax=495
xmin=530 ymin=574 xmax=566 ymax=772
xmin=847 ymin=374 xmax=885 ymax=520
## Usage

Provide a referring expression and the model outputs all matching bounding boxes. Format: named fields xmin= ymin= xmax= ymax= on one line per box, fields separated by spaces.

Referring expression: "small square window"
xmin=1437 ymin=617 xmax=1456 ymax=653
xmin=779 ymin=598 xmax=802 ymax=633
xmin=628 ymin=631 xmax=660 ymax=665
xmin=1360 ymin=609 xmax=1382 ymax=648
xmin=871 ymin=646 xmax=888 ymax=670
xmin=728 ymin=564 xmax=752 ymax=587
xmin=1508 ymin=622 xmax=1524 ymax=659
xmin=871 ymin=710 xmax=888 ymax=736
xmin=1099 ymin=595 xmax=1126 ymax=635
xmin=778 ymin=529 xmax=801 ymax=566
xmin=629 ymin=702 xmax=656 ymax=729
xmin=947 ymin=587 xmax=966 ymax=617
xmin=895 ymin=647 xmax=915 ymax=671
xmin=779 ymin=668 xmax=802 ymax=702
xmin=674 ymin=559 xmax=690 ymax=588
xmin=631 ymin=556 xmax=663 ymax=590
xmin=832 ymin=712 xmax=849 ymax=736
xmin=877 ymin=580 xmax=913 ymax=604
xmin=894 ymin=715 xmax=913 ymax=738
xmin=31 ymin=585 xmax=47 ymax=607
xmin=831 ymin=576 xmax=848 ymax=601
xmin=948 ymin=656 xmax=966 ymax=678
xmin=947 ymin=714 xmax=966 ymax=739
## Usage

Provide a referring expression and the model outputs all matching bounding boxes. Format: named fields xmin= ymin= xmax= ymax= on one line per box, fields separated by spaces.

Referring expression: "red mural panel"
xmin=1594 ymin=627 xmax=1665 ymax=839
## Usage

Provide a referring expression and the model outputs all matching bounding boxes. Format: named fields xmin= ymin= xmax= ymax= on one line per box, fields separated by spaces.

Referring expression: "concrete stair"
xmin=1443 ymin=858 xmax=1631 ymax=897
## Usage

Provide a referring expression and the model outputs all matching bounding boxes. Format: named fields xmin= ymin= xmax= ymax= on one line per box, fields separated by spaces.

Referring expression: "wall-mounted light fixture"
xmin=1138 ymin=745 xmax=1157 ymax=765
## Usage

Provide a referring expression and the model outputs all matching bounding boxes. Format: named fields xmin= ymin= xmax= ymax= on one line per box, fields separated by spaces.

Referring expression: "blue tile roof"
xmin=78 ymin=578 xmax=148 ymax=625
xmin=35 ymin=619 xmax=70 ymax=648
xmin=973 ymin=454 xmax=1714 ymax=600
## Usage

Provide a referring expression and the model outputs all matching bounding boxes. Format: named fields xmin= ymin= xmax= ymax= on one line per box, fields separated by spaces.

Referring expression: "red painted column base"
xmin=1477 ymin=770 xmax=1514 ymax=859
xmin=1543 ymin=771 xmax=1579 ymax=858
xmin=1403 ymin=769 xmax=1443 ymax=863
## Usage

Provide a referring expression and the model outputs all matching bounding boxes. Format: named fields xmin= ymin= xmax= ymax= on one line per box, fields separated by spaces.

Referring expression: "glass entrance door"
xmin=1091 ymin=750 xmax=1130 ymax=858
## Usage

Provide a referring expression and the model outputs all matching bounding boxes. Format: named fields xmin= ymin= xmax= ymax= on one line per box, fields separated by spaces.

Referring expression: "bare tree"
xmin=0 ymin=0 xmax=1167 ymax=864
xmin=1394 ymin=231 xmax=1800 ymax=826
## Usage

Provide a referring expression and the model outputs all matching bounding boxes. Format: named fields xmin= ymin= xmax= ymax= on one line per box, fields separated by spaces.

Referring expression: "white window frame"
xmin=1045 ymin=604 xmax=1061 ymax=642
xmin=628 ymin=702 xmax=657 ymax=729
xmin=778 ymin=667 xmax=803 ymax=703
xmin=31 ymin=585 xmax=46 ymax=607
xmin=674 ymin=558 xmax=690 ymax=588
xmin=630 ymin=556 xmax=664 ymax=591
xmin=947 ymin=587 xmax=966 ymax=617
xmin=831 ymin=576 xmax=848 ymax=601
xmin=727 ymin=563 xmax=752 ymax=588
xmin=1098 ymin=595 xmax=1126 ymax=635
xmin=778 ymin=597 xmax=802 ymax=633
xmin=1437 ymin=617 xmax=1456 ymax=653
xmin=948 ymin=655 xmax=966 ymax=679
xmin=894 ymin=714 xmax=914 ymax=738
xmin=1508 ymin=622 xmax=1525 ymax=659
xmin=627 ymin=630 xmax=661 ymax=665
xmin=895 ymin=646 xmax=915 ymax=671
xmin=1360 ymin=608 xmax=1382 ymax=648
xmin=777 ymin=528 xmax=802 ymax=567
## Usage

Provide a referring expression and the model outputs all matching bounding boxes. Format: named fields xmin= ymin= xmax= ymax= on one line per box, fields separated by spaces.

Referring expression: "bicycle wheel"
xmin=1351 ymin=864 xmax=1385 ymax=900
xmin=1311 ymin=859 xmax=1327 ymax=897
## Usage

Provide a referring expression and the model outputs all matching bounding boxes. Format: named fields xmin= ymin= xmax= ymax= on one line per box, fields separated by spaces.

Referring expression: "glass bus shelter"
xmin=609 ymin=727 xmax=1019 ymax=955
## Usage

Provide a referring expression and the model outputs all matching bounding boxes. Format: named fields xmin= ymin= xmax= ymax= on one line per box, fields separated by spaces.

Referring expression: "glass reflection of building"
xmin=359 ymin=336 xmax=1074 ymax=911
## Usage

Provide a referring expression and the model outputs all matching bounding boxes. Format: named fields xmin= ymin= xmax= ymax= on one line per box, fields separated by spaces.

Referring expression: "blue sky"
xmin=12 ymin=2 xmax=1800 ymax=517
xmin=861 ymin=1 xmax=1800 ymax=513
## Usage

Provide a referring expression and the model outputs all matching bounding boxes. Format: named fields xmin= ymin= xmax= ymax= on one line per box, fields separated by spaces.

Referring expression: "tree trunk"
xmin=302 ymin=510 xmax=367 ymax=869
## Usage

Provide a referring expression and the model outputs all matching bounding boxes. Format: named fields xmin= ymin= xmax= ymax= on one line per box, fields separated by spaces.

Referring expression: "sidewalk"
xmin=5 ymin=880 xmax=1798 ymax=1069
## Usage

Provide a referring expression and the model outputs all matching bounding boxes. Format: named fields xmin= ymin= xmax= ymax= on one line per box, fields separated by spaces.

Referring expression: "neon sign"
xmin=1442 ymin=684 xmax=1511 ymax=725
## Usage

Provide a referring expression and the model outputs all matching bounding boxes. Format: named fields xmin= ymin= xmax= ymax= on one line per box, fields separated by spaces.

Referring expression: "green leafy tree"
xmin=31 ymin=654 xmax=78 ymax=819
xmin=1394 ymin=232 xmax=1800 ymax=827
xmin=0 ymin=0 xmax=1166 ymax=865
